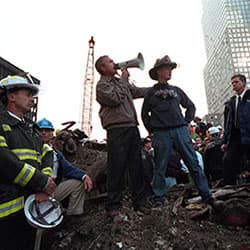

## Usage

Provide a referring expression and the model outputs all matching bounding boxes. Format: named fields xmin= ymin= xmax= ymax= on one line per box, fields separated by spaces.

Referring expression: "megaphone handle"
xmin=121 ymin=68 xmax=130 ymax=79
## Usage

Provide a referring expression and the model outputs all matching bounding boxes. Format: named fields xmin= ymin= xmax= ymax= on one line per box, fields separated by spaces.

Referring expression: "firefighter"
xmin=0 ymin=75 xmax=56 ymax=250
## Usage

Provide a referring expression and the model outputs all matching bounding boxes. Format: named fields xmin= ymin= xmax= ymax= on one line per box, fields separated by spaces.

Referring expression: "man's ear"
xmin=7 ymin=92 xmax=16 ymax=102
xmin=100 ymin=65 xmax=106 ymax=75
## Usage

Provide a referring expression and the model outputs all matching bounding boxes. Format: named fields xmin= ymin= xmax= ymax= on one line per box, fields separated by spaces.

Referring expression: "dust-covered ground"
xmin=41 ymin=187 xmax=250 ymax=250
xmin=40 ymin=142 xmax=250 ymax=250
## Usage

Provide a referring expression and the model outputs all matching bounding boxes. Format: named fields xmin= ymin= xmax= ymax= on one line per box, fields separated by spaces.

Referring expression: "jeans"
xmin=165 ymin=177 xmax=177 ymax=189
xmin=152 ymin=126 xmax=211 ymax=204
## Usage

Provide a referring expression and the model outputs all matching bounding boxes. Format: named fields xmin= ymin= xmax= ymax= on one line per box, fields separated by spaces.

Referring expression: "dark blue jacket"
xmin=223 ymin=89 xmax=250 ymax=145
xmin=142 ymin=83 xmax=195 ymax=133
xmin=55 ymin=150 xmax=86 ymax=184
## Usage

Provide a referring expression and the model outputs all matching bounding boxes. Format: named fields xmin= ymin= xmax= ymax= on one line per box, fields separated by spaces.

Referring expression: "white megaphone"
xmin=115 ymin=53 xmax=144 ymax=70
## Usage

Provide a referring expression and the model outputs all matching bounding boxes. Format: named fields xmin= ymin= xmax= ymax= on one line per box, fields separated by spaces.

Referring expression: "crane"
xmin=80 ymin=36 xmax=95 ymax=137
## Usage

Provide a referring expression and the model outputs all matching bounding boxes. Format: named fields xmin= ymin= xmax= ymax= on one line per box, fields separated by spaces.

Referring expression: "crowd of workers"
xmin=0 ymin=54 xmax=250 ymax=249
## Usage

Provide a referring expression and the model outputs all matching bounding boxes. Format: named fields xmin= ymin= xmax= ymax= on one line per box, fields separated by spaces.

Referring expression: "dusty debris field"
xmin=40 ymin=142 xmax=250 ymax=250
xmin=41 ymin=187 xmax=250 ymax=250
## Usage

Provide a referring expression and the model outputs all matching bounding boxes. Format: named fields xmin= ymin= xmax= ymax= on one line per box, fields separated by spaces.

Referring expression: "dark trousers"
xmin=223 ymin=131 xmax=250 ymax=185
xmin=0 ymin=212 xmax=36 ymax=250
xmin=106 ymin=126 xmax=145 ymax=211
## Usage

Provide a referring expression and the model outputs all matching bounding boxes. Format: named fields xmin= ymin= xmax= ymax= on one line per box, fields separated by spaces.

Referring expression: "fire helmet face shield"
xmin=0 ymin=75 xmax=39 ymax=96
xmin=24 ymin=194 xmax=63 ymax=229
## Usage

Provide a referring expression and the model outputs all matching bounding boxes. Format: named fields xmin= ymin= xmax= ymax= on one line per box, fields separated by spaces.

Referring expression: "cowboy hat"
xmin=149 ymin=55 xmax=177 ymax=80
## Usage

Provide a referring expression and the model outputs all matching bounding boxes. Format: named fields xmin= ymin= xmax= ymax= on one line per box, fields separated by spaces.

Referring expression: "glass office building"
xmin=202 ymin=0 xmax=250 ymax=115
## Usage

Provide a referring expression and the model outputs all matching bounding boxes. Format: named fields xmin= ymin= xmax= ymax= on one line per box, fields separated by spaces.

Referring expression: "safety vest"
xmin=0 ymin=111 xmax=53 ymax=219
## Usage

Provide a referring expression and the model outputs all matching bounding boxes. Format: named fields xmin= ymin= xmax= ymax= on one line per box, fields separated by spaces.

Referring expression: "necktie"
xmin=235 ymin=96 xmax=241 ymax=128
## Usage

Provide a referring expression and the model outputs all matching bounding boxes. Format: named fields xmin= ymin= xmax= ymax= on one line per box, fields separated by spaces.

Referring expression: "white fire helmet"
xmin=208 ymin=126 xmax=220 ymax=135
xmin=24 ymin=194 xmax=63 ymax=229
xmin=0 ymin=75 xmax=39 ymax=96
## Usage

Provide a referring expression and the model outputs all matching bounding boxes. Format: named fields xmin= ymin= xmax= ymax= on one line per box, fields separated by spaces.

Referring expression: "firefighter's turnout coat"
xmin=0 ymin=111 xmax=53 ymax=220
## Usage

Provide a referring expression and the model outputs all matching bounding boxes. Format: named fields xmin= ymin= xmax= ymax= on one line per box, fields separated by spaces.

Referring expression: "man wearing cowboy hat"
xmin=142 ymin=55 xmax=213 ymax=207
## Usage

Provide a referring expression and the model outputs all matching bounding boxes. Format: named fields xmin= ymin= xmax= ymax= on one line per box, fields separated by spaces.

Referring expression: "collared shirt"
xmin=235 ymin=88 xmax=247 ymax=110
xmin=53 ymin=150 xmax=59 ymax=177
xmin=7 ymin=111 xmax=24 ymax=122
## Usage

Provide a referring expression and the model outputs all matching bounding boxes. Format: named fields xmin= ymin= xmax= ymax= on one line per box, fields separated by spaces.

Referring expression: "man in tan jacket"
xmin=95 ymin=55 xmax=149 ymax=217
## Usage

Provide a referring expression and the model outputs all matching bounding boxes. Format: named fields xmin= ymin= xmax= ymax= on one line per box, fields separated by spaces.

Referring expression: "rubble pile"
xmin=40 ymin=138 xmax=250 ymax=250
xmin=41 ymin=187 xmax=250 ymax=249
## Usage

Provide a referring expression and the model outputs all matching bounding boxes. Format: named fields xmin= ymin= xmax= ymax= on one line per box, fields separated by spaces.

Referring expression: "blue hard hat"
xmin=37 ymin=118 xmax=54 ymax=130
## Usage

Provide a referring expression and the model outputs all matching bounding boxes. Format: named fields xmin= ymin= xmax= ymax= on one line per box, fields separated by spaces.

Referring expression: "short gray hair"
xmin=95 ymin=55 xmax=108 ymax=74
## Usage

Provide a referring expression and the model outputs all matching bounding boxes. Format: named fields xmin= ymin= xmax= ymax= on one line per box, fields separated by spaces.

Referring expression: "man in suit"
xmin=222 ymin=74 xmax=250 ymax=185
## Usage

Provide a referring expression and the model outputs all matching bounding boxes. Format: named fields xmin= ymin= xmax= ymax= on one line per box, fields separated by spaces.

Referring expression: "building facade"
xmin=203 ymin=113 xmax=224 ymax=127
xmin=202 ymin=0 xmax=250 ymax=117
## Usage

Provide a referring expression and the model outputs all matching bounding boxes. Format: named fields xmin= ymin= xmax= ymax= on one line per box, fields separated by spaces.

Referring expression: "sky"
xmin=0 ymin=0 xmax=208 ymax=140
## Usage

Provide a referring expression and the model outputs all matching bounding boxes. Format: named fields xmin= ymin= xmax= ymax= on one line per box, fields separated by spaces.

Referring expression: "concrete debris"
xmin=40 ymin=131 xmax=250 ymax=250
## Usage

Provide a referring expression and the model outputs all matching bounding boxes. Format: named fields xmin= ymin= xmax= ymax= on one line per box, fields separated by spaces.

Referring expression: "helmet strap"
xmin=29 ymin=200 xmax=63 ymax=226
